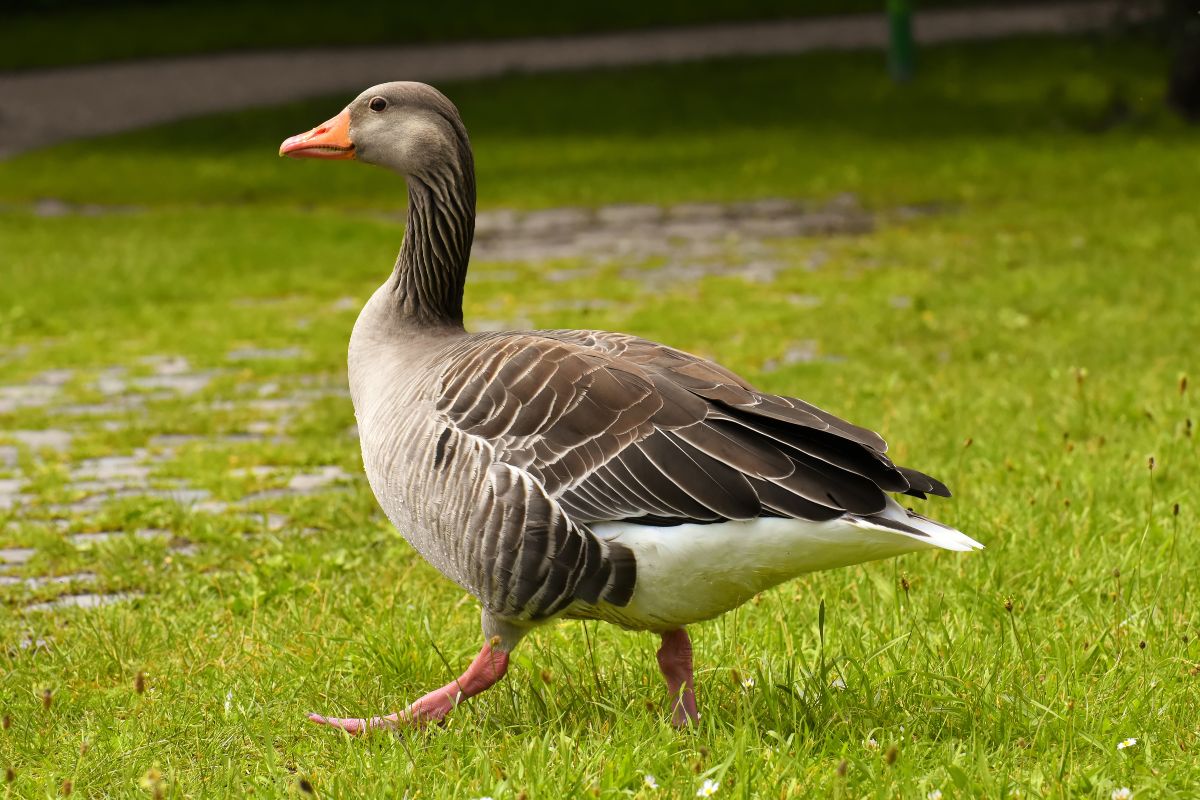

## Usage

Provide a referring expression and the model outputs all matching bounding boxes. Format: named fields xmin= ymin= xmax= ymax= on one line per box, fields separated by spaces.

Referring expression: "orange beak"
xmin=279 ymin=108 xmax=355 ymax=159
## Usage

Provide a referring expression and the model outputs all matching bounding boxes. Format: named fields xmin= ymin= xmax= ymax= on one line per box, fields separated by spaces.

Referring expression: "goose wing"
xmin=437 ymin=329 xmax=948 ymax=531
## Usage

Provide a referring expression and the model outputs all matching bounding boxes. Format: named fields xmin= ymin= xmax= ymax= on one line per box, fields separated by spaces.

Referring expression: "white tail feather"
xmin=849 ymin=496 xmax=984 ymax=552
xmin=590 ymin=499 xmax=983 ymax=629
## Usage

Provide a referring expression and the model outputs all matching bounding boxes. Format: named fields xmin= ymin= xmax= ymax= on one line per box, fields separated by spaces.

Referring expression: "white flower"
xmin=696 ymin=778 xmax=720 ymax=797
xmin=928 ymin=791 xmax=943 ymax=800
xmin=830 ymin=677 xmax=847 ymax=690
xmin=741 ymin=676 xmax=756 ymax=689
xmin=644 ymin=775 xmax=659 ymax=790
xmin=1116 ymin=737 xmax=1137 ymax=750
xmin=864 ymin=737 xmax=879 ymax=750
xmin=223 ymin=690 xmax=232 ymax=715
xmin=1111 ymin=789 xmax=1132 ymax=800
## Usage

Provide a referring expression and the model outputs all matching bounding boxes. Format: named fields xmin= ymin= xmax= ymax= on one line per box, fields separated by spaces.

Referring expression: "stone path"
xmin=0 ymin=1 xmax=1146 ymax=158
xmin=0 ymin=347 xmax=356 ymax=615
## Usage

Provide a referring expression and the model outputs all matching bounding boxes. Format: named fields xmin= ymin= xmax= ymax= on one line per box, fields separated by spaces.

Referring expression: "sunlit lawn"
xmin=0 ymin=37 xmax=1197 ymax=798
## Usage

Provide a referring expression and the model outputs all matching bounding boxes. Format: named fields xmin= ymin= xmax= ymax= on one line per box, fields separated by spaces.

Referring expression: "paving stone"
xmin=472 ymin=318 xmax=534 ymax=333
xmin=31 ymin=369 xmax=75 ymax=386
xmin=738 ymin=260 xmax=786 ymax=283
xmin=133 ymin=373 xmax=214 ymax=395
xmin=71 ymin=479 xmax=137 ymax=494
xmin=0 ymin=547 xmax=36 ymax=566
xmin=520 ymin=207 xmax=591 ymax=234
xmin=287 ymin=466 xmax=353 ymax=492
xmin=785 ymin=294 xmax=824 ymax=308
xmin=762 ymin=340 xmax=820 ymax=372
xmin=207 ymin=398 xmax=294 ymax=414
xmin=139 ymin=488 xmax=210 ymax=505
xmin=95 ymin=369 xmax=128 ymax=395
xmin=668 ymin=202 xmax=728 ymax=221
xmin=0 ymin=384 xmax=59 ymax=413
xmin=795 ymin=211 xmax=873 ymax=235
xmin=596 ymin=204 xmax=663 ymax=225
xmin=805 ymin=250 xmax=830 ymax=270
xmin=543 ymin=267 xmax=599 ymax=284
xmin=31 ymin=199 xmax=141 ymax=218
xmin=141 ymin=355 xmax=192 ymax=375
xmin=663 ymin=220 xmax=728 ymax=241
xmin=72 ymin=454 xmax=154 ymax=481
xmin=148 ymin=434 xmax=202 ymax=447
xmin=25 ymin=592 xmax=140 ymax=613
xmin=474 ymin=208 xmax=521 ymax=236
xmin=0 ymin=572 xmax=97 ymax=589
xmin=55 ymin=399 xmax=144 ymax=416
xmin=230 ymin=465 xmax=278 ymax=479
xmin=221 ymin=432 xmax=279 ymax=443
xmin=736 ymin=217 xmax=811 ymax=238
xmin=536 ymin=299 xmax=615 ymax=313
xmin=0 ymin=345 xmax=31 ymax=365
xmin=0 ymin=445 xmax=17 ymax=468
xmin=466 ymin=269 xmax=519 ymax=284
xmin=227 ymin=346 xmax=306 ymax=361
xmin=69 ymin=529 xmax=170 ymax=547
xmin=730 ymin=198 xmax=800 ymax=218
xmin=52 ymin=488 xmax=211 ymax=513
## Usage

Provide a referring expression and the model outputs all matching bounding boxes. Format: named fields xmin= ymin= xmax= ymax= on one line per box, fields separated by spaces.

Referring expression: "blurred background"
xmin=1 ymin=2 xmax=1197 ymax=798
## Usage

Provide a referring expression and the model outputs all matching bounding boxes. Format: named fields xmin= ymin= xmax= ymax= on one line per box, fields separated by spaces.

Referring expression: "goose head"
xmin=279 ymin=81 xmax=471 ymax=179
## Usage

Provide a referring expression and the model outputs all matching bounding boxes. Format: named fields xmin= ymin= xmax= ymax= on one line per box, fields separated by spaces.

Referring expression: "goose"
xmin=280 ymin=82 xmax=982 ymax=732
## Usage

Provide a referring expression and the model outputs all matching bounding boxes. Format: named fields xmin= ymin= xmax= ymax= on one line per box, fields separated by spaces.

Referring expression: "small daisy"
xmin=696 ymin=778 xmax=720 ymax=797
xmin=1116 ymin=738 xmax=1138 ymax=750
xmin=1111 ymin=789 xmax=1132 ymax=800
xmin=928 ymin=791 xmax=943 ymax=800
xmin=864 ymin=738 xmax=879 ymax=751
xmin=741 ymin=676 xmax=756 ymax=689
xmin=644 ymin=775 xmax=659 ymax=790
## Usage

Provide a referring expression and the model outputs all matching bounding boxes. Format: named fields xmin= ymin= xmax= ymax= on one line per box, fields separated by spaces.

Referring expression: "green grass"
xmin=1 ymin=0 xmax=980 ymax=72
xmin=1 ymin=36 xmax=1198 ymax=798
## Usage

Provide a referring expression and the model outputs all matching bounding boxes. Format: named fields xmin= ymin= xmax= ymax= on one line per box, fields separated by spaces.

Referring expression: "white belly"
xmin=590 ymin=501 xmax=981 ymax=631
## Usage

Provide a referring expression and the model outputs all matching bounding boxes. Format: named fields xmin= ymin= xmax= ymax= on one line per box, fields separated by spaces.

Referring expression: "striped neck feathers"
xmin=392 ymin=154 xmax=476 ymax=329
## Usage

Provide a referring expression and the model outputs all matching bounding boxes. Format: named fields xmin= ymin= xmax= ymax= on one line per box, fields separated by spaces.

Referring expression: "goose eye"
xmin=368 ymin=97 xmax=387 ymax=112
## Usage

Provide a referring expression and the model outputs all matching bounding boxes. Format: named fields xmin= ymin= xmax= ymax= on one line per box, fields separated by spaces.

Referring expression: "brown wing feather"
xmin=439 ymin=330 xmax=948 ymax=527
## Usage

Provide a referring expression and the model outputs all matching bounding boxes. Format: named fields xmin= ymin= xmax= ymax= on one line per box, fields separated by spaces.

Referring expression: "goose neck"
xmin=392 ymin=165 xmax=476 ymax=329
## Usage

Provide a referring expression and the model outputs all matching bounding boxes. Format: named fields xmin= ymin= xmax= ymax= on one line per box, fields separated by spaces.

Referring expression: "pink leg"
xmin=657 ymin=628 xmax=699 ymax=727
xmin=308 ymin=642 xmax=509 ymax=734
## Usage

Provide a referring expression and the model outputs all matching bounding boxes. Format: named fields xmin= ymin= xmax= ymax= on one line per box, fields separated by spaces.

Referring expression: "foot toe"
xmin=308 ymin=713 xmax=359 ymax=734
xmin=308 ymin=713 xmax=382 ymax=735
